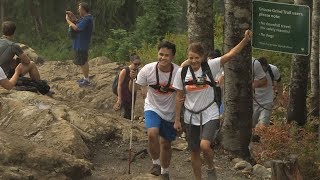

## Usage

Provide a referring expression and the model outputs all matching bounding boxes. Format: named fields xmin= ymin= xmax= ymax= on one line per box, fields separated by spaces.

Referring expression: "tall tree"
xmin=221 ymin=0 xmax=252 ymax=159
xmin=287 ymin=0 xmax=311 ymax=125
xmin=310 ymin=0 xmax=320 ymax=117
xmin=187 ymin=0 xmax=214 ymax=54
xmin=0 ymin=0 xmax=4 ymax=24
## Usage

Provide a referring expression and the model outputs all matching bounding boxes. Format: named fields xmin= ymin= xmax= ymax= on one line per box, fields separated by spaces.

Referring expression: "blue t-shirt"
xmin=72 ymin=14 xmax=93 ymax=51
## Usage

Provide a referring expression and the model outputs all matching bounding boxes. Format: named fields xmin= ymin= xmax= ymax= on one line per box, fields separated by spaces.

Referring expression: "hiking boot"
xmin=207 ymin=168 xmax=217 ymax=180
xmin=78 ymin=79 xmax=91 ymax=87
xmin=150 ymin=164 xmax=161 ymax=176
xmin=160 ymin=173 xmax=170 ymax=180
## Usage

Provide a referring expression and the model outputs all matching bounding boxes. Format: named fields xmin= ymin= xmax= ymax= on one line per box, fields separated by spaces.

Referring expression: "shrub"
xmin=251 ymin=122 xmax=320 ymax=179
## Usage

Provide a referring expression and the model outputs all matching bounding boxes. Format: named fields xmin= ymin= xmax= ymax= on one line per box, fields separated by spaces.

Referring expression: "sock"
xmin=152 ymin=159 xmax=160 ymax=165
xmin=161 ymin=167 xmax=169 ymax=174
xmin=84 ymin=77 xmax=90 ymax=81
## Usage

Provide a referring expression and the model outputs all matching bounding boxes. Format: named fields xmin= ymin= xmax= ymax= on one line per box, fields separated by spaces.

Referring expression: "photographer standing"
xmin=65 ymin=2 xmax=93 ymax=87
xmin=113 ymin=54 xmax=141 ymax=119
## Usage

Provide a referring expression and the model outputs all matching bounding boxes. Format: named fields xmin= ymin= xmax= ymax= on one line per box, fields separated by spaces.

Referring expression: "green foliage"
xmin=134 ymin=0 xmax=183 ymax=43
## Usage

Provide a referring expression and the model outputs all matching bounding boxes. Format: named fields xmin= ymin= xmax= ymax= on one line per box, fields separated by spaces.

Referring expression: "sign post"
xmin=252 ymin=0 xmax=310 ymax=56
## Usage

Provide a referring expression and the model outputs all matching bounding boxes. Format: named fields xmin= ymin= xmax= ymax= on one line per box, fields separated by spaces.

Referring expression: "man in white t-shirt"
xmin=136 ymin=41 xmax=179 ymax=179
xmin=0 ymin=64 xmax=22 ymax=90
xmin=173 ymin=30 xmax=252 ymax=180
xmin=252 ymin=57 xmax=281 ymax=127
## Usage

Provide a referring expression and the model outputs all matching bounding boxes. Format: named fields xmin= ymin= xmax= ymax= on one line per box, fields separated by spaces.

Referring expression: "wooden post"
xmin=271 ymin=156 xmax=303 ymax=180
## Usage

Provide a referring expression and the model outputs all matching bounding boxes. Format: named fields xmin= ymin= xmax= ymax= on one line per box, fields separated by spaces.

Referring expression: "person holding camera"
xmin=135 ymin=41 xmax=179 ymax=179
xmin=65 ymin=2 xmax=93 ymax=87
xmin=113 ymin=54 xmax=141 ymax=119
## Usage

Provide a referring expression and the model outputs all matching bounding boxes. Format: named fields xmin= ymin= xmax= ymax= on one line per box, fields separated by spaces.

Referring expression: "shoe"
xmin=46 ymin=90 xmax=55 ymax=97
xmin=150 ymin=164 xmax=161 ymax=176
xmin=78 ymin=79 xmax=91 ymax=87
xmin=160 ymin=173 xmax=170 ymax=180
xmin=207 ymin=168 xmax=217 ymax=180
xmin=76 ymin=78 xmax=85 ymax=83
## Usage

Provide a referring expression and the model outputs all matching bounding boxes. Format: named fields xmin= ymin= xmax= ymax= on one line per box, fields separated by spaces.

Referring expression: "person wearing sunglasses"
xmin=113 ymin=53 xmax=141 ymax=119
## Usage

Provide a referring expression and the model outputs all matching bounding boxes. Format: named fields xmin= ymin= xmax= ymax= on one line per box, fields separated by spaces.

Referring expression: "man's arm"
xmin=220 ymin=30 xmax=252 ymax=65
xmin=253 ymin=77 xmax=267 ymax=88
xmin=0 ymin=64 xmax=22 ymax=90
xmin=66 ymin=14 xmax=79 ymax=31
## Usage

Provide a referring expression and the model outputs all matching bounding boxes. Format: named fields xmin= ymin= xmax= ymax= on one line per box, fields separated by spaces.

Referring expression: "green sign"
xmin=252 ymin=0 xmax=310 ymax=56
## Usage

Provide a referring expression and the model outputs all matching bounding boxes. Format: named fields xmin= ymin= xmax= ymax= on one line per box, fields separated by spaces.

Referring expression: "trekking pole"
xmin=128 ymin=78 xmax=135 ymax=174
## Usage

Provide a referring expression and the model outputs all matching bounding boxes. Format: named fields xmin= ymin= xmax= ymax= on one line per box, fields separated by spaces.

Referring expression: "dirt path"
xmin=84 ymin=137 xmax=248 ymax=180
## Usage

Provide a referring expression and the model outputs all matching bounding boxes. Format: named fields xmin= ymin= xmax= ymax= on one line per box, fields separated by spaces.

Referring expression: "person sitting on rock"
xmin=0 ymin=64 xmax=23 ymax=90
xmin=0 ymin=21 xmax=41 ymax=81
xmin=113 ymin=53 xmax=141 ymax=119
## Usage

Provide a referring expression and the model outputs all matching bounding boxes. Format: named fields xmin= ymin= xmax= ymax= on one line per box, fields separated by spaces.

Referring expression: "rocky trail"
xmin=0 ymin=56 xmax=257 ymax=179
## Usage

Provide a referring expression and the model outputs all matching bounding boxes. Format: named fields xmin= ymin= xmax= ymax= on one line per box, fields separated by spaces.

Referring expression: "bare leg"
xmin=147 ymin=128 xmax=160 ymax=160
xmin=80 ymin=62 xmax=89 ymax=79
xmin=200 ymin=139 xmax=214 ymax=169
xmin=191 ymin=150 xmax=202 ymax=180
xmin=160 ymin=137 xmax=171 ymax=168
xmin=21 ymin=61 xmax=40 ymax=80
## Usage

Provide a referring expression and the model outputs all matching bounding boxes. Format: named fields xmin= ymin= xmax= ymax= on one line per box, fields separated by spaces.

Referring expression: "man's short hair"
xmin=158 ymin=41 xmax=176 ymax=56
xmin=2 ymin=21 xmax=16 ymax=36
xmin=79 ymin=2 xmax=90 ymax=13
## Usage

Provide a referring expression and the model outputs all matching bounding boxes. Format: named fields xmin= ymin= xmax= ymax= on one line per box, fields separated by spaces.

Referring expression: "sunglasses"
xmin=133 ymin=62 xmax=141 ymax=66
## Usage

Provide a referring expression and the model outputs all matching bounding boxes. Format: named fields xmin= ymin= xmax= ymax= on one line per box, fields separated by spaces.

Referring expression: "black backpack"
xmin=181 ymin=62 xmax=222 ymax=108
xmin=15 ymin=77 xmax=50 ymax=95
xmin=112 ymin=67 xmax=130 ymax=96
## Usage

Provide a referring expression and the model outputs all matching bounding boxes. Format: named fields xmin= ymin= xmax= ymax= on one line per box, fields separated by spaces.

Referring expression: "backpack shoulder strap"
xmin=201 ymin=62 xmax=215 ymax=86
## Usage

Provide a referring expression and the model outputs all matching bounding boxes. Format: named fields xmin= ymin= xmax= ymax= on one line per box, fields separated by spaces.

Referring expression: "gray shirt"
xmin=0 ymin=38 xmax=23 ymax=73
xmin=253 ymin=62 xmax=281 ymax=104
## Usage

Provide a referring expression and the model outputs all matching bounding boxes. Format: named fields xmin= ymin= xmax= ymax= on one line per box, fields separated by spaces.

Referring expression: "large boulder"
xmin=0 ymin=57 xmax=146 ymax=179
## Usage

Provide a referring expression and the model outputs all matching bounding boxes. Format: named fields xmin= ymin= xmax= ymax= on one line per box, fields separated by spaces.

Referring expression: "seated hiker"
xmin=0 ymin=21 xmax=41 ymax=80
xmin=113 ymin=53 xmax=141 ymax=119
xmin=0 ymin=64 xmax=22 ymax=90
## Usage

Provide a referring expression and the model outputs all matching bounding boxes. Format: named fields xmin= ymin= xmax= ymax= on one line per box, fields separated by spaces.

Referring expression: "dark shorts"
xmin=121 ymin=101 xmax=132 ymax=120
xmin=144 ymin=110 xmax=176 ymax=142
xmin=186 ymin=120 xmax=220 ymax=151
xmin=74 ymin=50 xmax=88 ymax=66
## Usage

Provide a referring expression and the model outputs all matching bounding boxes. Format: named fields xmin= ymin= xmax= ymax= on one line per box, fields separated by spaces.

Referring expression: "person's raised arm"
xmin=220 ymin=30 xmax=252 ymax=65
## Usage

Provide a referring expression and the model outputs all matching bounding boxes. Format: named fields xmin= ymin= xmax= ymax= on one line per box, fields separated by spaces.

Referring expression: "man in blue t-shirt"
xmin=65 ymin=2 xmax=93 ymax=87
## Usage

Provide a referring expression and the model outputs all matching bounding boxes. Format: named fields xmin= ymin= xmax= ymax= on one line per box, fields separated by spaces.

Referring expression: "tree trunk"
xmin=187 ymin=0 xmax=214 ymax=54
xmin=0 ymin=0 xmax=4 ymax=24
xmin=310 ymin=0 xmax=320 ymax=117
xmin=221 ymin=0 xmax=252 ymax=159
xmin=287 ymin=0 xmax=311 ymax=126
xmin=29 ymin=0 xmax=43 ymax=38
xmin=271 ymin=156 xmax=303 ymax=180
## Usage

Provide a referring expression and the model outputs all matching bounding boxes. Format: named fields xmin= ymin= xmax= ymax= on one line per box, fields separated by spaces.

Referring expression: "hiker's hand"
xmin=178 ymin=96 xmax=185 ymax=103
xmin=65 ymin=14 xmax=71 ymax=22
xmin=130 ymin=69 xmax=137 ymax=79
xmin=174 ymin=120 xmax=182 ymax=132
xmin=113 ymin=100 xmax=121 ymax=111
xmin=15 ymin=64 xmax=23 ymax=75
xmin=244 ymin=30 xmax=252 ymax=41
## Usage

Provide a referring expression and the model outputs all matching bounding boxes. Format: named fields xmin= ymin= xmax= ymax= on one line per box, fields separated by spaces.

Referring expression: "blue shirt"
xmin=72 ymin=14 xmax=93 ymax=51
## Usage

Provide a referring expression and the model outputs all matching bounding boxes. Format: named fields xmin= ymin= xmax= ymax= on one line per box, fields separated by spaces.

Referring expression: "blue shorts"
xmin=144 ymin=110 xmax=176 ymax=142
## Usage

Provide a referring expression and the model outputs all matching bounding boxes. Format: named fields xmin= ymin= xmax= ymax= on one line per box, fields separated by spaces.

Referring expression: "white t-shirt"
xmin=0 ymin=67 xmax=7 ymax=80
xmin=173 ymin=58 xmax=221 ymax=126
xmin=136 ymin=62 xmax=179 ymax=122
xmin=254 ymin=64 xmax=280 ymax=104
